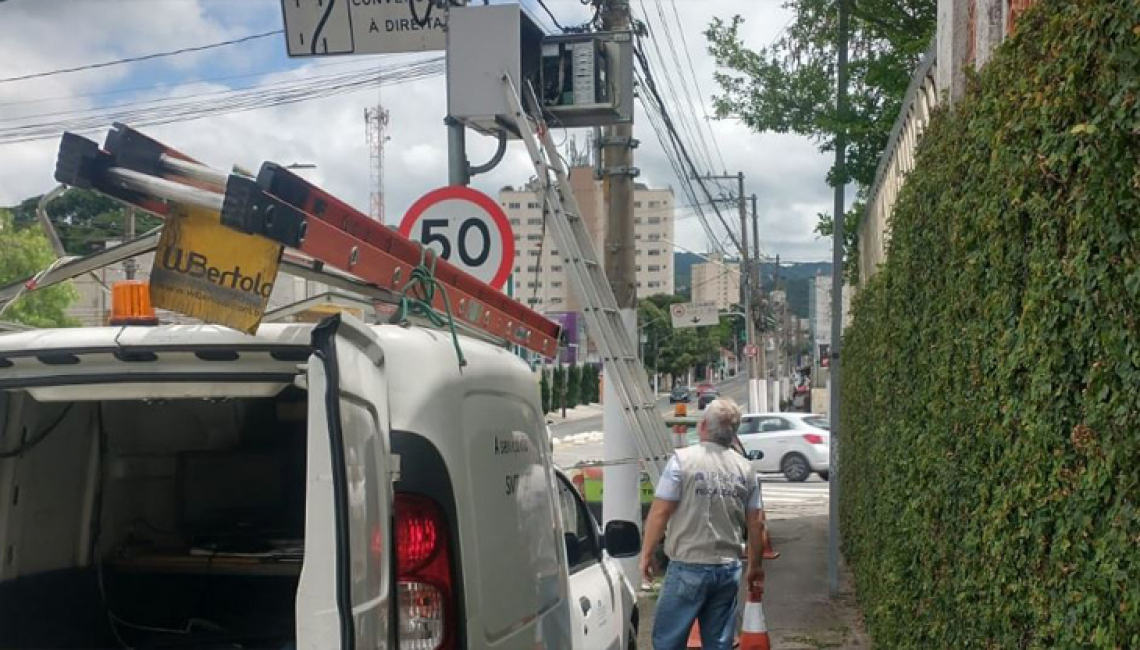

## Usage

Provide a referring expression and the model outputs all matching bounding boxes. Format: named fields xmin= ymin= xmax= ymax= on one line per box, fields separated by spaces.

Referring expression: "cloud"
xmin=0 ymin=0 xmax=836 ymax=264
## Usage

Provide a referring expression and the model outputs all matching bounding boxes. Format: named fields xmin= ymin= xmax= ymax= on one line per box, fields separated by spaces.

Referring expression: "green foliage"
xmin=551 ymin=366 xmax=565 ymax=412
xmin=639 ymin=294 xmax=723 ymax=379
xmin=540 ymin=370 xmax=552 ymax=414
xmin=580 ymin=364 xmax=600 ymax=404
xmin=0 ymin=211 xmax=78 ymax=328
xmin=841 ymin=2 xmax=1140 ymax=647
xmin=706 ymin=0 xmax=934 ymax=189
xmin=705 ymin=0 xmax=935 ymax=272
xmin=11 ymin=188 xmax=161 ymax=256
xmin=566 ymin=363 xmax=581 ymax=407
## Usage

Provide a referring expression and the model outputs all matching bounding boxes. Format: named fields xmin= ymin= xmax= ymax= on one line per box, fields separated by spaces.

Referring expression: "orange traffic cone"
xmin=739 ymin=594 xmax=770 ymax=650
xmin=686 ymin=621 xmax=702 ymax=648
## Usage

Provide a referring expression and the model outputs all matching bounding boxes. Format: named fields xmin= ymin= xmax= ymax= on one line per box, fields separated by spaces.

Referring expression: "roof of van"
xmin=0 ymin=322 xmax=535 ymax=405
xmin=0 ymin=323 xmax=315 ymax=354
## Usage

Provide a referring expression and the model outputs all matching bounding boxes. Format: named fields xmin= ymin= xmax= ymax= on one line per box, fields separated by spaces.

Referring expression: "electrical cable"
xmin=0 ymin=402 xmax=75 ymax=458
xmin=0 ymin=30 xmax=282 ymax=85
xmin=667 ymin=0 xmax=727 ymax=171
xmin=408 ymin=0 xmax=435 ymax=28
xmin=534 ymin=0 xmax=567 ymax=32
xmin=634 ymin=64 xmax=722 ymax=253
xmin=0 ymin=57 xmax=445 ymax=145
xmin=634 ymin=2 xmax=721 ymax=183
xmin=634 ymin=41 xmax=744 ymax=256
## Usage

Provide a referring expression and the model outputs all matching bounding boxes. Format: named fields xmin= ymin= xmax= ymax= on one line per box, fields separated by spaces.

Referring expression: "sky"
xmin=0 ymin=0 xmax=836 ymax=262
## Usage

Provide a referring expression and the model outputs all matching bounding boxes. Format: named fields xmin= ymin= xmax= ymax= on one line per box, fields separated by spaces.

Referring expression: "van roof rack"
xmin=2 ymin=123 xmax=559 ymax=358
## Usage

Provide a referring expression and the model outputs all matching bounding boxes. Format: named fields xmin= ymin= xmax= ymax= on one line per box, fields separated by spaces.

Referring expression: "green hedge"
xmin=841 ymin=1 xmax=1140 ymax=647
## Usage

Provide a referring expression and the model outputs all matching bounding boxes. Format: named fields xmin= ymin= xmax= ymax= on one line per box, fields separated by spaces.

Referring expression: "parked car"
xmin=737 ymin=413 xmax=831 ymax=482
xmin=697 ymin=388 xmax=720 ymax=410
xmin=669 ymin=385 xmax=692 ymax=403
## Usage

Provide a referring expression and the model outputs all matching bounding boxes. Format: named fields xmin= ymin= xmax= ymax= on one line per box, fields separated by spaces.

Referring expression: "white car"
xmin=737 ymin=413 xmax=831 ymax=482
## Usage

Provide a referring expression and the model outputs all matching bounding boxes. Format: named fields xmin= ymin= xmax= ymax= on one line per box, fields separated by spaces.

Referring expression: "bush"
xmin=551 ymin=366 xmax=564 ymax=412
xmin=841 ymin=1 xmax=1140 ymax=647
xmin=566 ymin=363 xmax=581 ymax=407
xmin=540 ymin=369 xmax=552 ymax=414
xmin=582 ymin=364 xmax=600 ymax=403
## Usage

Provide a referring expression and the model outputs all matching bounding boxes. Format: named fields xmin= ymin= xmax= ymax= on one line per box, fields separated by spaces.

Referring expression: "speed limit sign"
xmin=398 ymin=186 xmax=515 ymax=289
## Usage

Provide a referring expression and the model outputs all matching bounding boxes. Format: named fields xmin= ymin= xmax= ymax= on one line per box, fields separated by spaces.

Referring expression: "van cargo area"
xmin=0 ymin=387 xmax=308 ymax=649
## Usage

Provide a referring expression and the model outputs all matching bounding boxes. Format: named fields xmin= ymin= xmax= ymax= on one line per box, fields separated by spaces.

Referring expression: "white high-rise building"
xmin=690 ymin=252 xmax=741 ymax=310
xmin=499 ymin=167 xmax=675 ymax=312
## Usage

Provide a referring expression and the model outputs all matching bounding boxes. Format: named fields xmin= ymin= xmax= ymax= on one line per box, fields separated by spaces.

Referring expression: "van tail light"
xmin=396 ymin=493 xmax=455 ymax=650
xmin=803 ymin=433 xmax=825 ymax=445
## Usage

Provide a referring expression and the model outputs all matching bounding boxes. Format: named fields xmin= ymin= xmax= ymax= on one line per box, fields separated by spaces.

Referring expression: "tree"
xmin=706 ymin=0 xmax=936 ymax=273
xmin=0 ymin=211 xmax=79 ymax=328
xmin=540 ymin=369 xmax=552 ymax=414
xmin=566 ymin=363 xmax=581 ymax=407
xmin=11 ymin=188 xmax=161 ymax=256
xmin=551 ymin=366 xmax=565 ymax=412
xmin=583 ymin=364 xmax=600 ymax=403
xmin=638 ymin=294 xmax=724 ymax=381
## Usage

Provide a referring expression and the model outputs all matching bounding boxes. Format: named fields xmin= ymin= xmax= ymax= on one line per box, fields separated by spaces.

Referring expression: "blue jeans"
xmin=652 ymin=560 xmax=741 ymax=650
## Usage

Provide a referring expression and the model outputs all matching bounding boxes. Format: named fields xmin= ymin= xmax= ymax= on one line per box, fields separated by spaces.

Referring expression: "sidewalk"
xmin=638 ymin=513 xmax=869 ymax=649
xmin=544 ymin=402 xmax=605 ymax=425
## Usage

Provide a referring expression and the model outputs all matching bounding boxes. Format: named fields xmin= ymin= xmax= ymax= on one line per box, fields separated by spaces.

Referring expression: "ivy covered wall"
xmin=841 ymin=0 xmax=1140 ymax=646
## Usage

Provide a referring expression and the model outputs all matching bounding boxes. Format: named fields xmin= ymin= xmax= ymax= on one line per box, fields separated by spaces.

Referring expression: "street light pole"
xmin=828 ymin=0 xmax=851 ymax=599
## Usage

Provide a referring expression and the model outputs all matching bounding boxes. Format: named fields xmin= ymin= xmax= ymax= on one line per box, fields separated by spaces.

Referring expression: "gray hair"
xmin=702 ymin=398 xmax=742 ymax=446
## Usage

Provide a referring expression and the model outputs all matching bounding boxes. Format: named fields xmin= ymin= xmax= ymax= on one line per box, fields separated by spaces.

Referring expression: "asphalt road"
xmin=550 ymin=374 xmax=750 ymax=439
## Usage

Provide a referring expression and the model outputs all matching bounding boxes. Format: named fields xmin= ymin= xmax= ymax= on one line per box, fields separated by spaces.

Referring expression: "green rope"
xmin=391 ymin=247 xmax=467 ymax=369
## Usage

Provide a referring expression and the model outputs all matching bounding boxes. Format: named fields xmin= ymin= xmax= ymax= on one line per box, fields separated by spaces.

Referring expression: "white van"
xmin=0 ymin=316 xmax=640 ymax=649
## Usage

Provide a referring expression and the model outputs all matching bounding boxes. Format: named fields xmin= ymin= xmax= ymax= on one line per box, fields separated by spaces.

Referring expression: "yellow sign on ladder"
xmin=150 ymin=204 xmax=284 ymax=334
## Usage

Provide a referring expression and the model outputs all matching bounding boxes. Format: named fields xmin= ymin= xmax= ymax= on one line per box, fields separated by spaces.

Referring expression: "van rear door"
xmin=297 ymin=314 xmax=394 ymax=650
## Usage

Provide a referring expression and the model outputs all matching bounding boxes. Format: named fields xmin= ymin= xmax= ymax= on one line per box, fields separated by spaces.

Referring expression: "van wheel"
xmin=781 ymin=453 xmax=811 ymax=482
xmin=817 ymin=470 xmax=830 ymax=482
xmin=627 ymin=621 xmax=638 ymax=650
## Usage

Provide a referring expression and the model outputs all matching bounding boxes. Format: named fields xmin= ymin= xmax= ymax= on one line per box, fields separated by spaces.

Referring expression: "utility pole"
xmin=124 ymin=208 xmax=137 ymax=280
xmin=703 ymin=172 xmax=759 ymax=411
xmin=829 ymin=0 xmax=851 ymax=598
xmin=774 ymin=254 xmax=782 ymax=411
xmin=600 ymin=0 xmax=641 ymax=582
xmin=750 ymin=194 xmax=767 ymax=410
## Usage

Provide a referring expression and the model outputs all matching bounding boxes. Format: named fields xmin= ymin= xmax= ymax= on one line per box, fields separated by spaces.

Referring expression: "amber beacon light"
xmin=109 ymin=281 xmax=159 ymax=326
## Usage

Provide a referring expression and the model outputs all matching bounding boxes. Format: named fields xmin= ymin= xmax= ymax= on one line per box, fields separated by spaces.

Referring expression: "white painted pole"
xmin=603 ymin=308 xmax=641 ymax=581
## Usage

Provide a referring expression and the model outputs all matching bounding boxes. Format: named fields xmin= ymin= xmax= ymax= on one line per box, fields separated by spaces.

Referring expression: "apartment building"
xmin=690 ymin=252 xmax=741 ymax=310
xmin=499 ymin=166 xmax=675 ymax=312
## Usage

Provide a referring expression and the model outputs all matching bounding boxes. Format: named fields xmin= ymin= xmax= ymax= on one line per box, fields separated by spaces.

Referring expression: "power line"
xmin=634 ymin=40 xmax=743 ymax=255
xmin=0 ymin=57 xmax=445 ymax=145
xmin=667 ymin=0 xmax=727 ymax=171
xmin=0 ymin=30 xmax=283 ymax=84
xmin=533 ymin=0 xmax=567 ymax=31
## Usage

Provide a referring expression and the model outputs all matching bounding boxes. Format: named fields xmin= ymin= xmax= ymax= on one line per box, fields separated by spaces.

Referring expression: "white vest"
xmin=664 ymin=442 xmax=753 ymax=565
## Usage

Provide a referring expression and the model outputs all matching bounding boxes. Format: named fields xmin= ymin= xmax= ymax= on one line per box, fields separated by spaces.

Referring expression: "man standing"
xmin=639 ymin=398 xmax=765 ymax=649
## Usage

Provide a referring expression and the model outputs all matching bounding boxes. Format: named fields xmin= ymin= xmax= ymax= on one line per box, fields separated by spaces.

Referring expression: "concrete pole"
xmin=600 ymin=0 xmax=641 ymax=582
xmin=124 ymin=208 xmax=137 ymax=281
xmin=829 ymin=0 xmax=851 ymax=599
xmin=446 ymin=117 xmax=470 ymax=186
xmin=751 ymin=195 xmax=761 ymax=292
xmin=736 ymin=172 xmax=759 ymax=414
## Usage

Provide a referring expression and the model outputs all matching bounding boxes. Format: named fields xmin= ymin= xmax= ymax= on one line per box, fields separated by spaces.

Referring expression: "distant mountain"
xmin=672 ymin=252 xmax=705 ymax=298
xmin=761 ymin=262 xmax=832 ymax=320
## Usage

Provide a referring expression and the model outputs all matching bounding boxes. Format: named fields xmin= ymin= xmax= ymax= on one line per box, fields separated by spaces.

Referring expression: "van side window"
xmin=557 ymin=477 xmax=600 ymax=573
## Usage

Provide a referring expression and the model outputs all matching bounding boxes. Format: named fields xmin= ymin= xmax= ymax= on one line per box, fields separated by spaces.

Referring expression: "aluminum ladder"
xmin=504 ymin=76 xmax=674 ymax=482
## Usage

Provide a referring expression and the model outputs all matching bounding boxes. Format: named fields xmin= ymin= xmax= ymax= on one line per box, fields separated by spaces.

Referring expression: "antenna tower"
xmin=365 ymin=105 xmax=390 ymax=223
